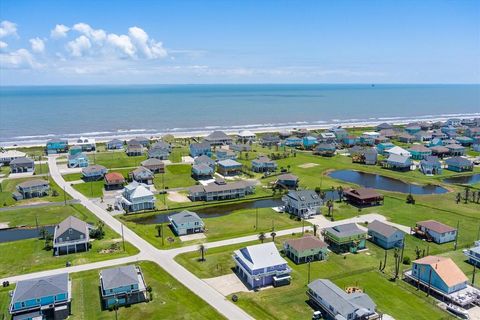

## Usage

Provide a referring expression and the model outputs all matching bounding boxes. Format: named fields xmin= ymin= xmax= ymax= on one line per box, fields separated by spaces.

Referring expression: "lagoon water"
xmin=0 ymin=84 xmax=479 ymax=145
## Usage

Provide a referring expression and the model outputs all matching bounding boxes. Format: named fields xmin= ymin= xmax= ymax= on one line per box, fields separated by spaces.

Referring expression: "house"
xmin=429 ymin=137 xmax=444 ymax=147
xmin=68 ymin=152 xmax=89 ymax=168
xmin=117 ymin=182 xmax=155 ymax=212
xmin=463 ymin=241 xmax=480 ymax=267
xmin=53 ymin=216 xmax=90 ymax=255
xmin=285 ymin=136 xmax=303 ymax=147
xmin=323 ymin=223 xmax=367 ymax=253
xmin=189 ymin=142 xmax=212 ymax=157
xmin=367 ymin=220 xmax=404 ymax=249
xmin=307 ymin=279 xmax=378 ymax=320
xmin=204 ymin=131 xmax=232 ymax=146
xmin=279 ymin=130 xmax=292 ymax=139
xmin=446 ymin=118 xmax=462 ymax=127
xmin=168 ymin=210 xmax=205 ymax=236
xmin=330 ymin=127 xmax=348 ymax=140
xmin=408 ymin=145 xmax=432 ymax=160
xmin=251 ymin=156 xmax=277 ymax=173
xmin=283 ymin=236 xmax=328 ymax=264
xmin=129 ymin=137 xmax=150 ymax=147
xmin=46 ymin=139 xmax=68 ymax=154
xmin=432 ymin=130 xmax=448 ymax=140
xmin=313 ymin=143 xmax=336 ymax=157
xmin=455 ymin=136 xmax=474 ymax=146
xmin=13 ymin=179 xmax=50 ymax=200
xmin=382 ymin=154 xmax=412 ymax=171
xmin=107 ymin=139 xmax=124 ymax=150
xmin=188 ymin=179 xmax=255 ymax=201
xmin=194 ymin=155 xmax=216 ymax=168
xmin=69 ymin=145 xmax=82 ymax=155
xmin=126 ymin=142 xmax=144 ymax=156
xmin=73 ymin=137 xmax=96 ymax=151
xmin=465 ymin=127 xmax=480 ymax=138
xmin=359 ymin=132 xmax=376 ymax=146
xmin=129 ymin=167 xmax=154 ymax=185
xmin=260 ymin=134 xmax=280 ymax=147
xmin=302 ymin=136 xmax=318 ymax=149
xmin=405 ymin=125 xmax=421 ymax=135
xmin=343 ymin=188 xmax=384 ymax=206
xmin=147 ymin=147 xmax=169 ymax=160
xmin=414 ymin=220 xmax=457 ymax=244
xmin=293 ymin=128 xmax=309 ymax=137
xmin=442 ymin=138 xmax=458 ymax=146
xmin=410 ymin=256 xmax=468 ymax=294
xmin=376 ymin=122 xmax=394 ymax=131
xmin=429 ymin=145 xmax=450 ymax=158
xmin=414 ymin=131 xmax=433 ymax=142
xmin=230 ymin=143 xmax=251 ymax=152
xmin=398 ymin=133 xmax=415 ymax=143
xmin=151 ymin=141 xmax=171 ymax=152
xmin=385 ymin=145 xmax=411 ymax=157
xmin=282 ymin=190 xmax=322 ymax=219
xmin=9 ymin=157 xmax=35 ymax=173
xmin=0 ymin=150 xmax=26 ymax=164
xmin=445 ymin=156 xmax=473 ymax=172
xmin=192 ymin=163 xmax=214 ymax=179
xmin=349 ymin=146 xmax=377 ymax=165
xmin=374 ymin=135 xmax=390 ymax=145
xmin=237 ymin=130 xmax=256 ymax=143
xmin=9 ymin=273 xmax=71 ymax=320
xmin=376 ymin=142 xmax=395 ymax=155
xmin=104 ymin=172 xmax=126 ymax=190
xmin=342 ymin=135 xmax=358 ymax=147
xmin=233 ymin=242 xmax=291 ymax=288
xmin=420 ymin=156 xmax=442 ymax=175
xmin=216 ymin=149 xmax=237 ymax=161
xmin=441 ymin=125 xmax=457 ymax=137
xmin=82 ymin=164 xmax=107 ymax=181
xmin=379 ymin=129 xmax=398 ymax=139
xmin=140 ymin=158 xmax=165 ymax=173
xmin=217 ymin=159 xmax=243 ymax=176
xmin=100 ymin=265 xmax=147 ymax=308
xmin=445 ymin=144 xmax=466 ymax=156
xmin=275 ymin=173 xmax=299 ymax=190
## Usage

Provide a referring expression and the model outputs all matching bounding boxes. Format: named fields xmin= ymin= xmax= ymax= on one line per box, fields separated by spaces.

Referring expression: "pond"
xmin=443 ymin=174 xmax=480 ymax=185
xmin=0 ymin=226 xmax=55 ymax=243
xmin=328 ymin=170 xmax=448 ymax=194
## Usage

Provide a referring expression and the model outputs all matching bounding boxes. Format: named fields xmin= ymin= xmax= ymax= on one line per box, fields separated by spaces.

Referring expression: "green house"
xmin=283 ymin=236 xmax=328 ymax=264
xmin=323 ymin=223 xmax=367 ymax=254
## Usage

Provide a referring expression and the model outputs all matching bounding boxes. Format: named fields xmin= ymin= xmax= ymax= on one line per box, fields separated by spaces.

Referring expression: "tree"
xmin=146 ymin=285 xmax=153 ymax=301
xmin=155 ymin=224 xmax=162 ymax=237
xmin=314 ymin=187 xmax=321 ymax=194
xmin=336 ymin=186 xmax=344 ymax=202
xmin=464 ymin=187 xmax=470 ymax=204
xmin=406 ymin=193 xmax=415 ymax=204
xmin=270 ymin=232 xmax=277 ymax=242
xmin=456 ymin=192 xmax=461 ymax=204
xmin=313 ymin=224 xmax=318 ymax=236
xmin=258 ymin=232 xmax=266 ymax=243
xmin=39 ymin=226 xmax=48 ymax=240
xmin=198 ymin=244 xmax=206 ymax=262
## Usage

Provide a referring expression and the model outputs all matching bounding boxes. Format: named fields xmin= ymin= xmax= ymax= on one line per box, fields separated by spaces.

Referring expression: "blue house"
xmin=445 ymin=156 xmax=473 ymax=172
xmin=367 ymin=220 xmax=404 ymax=249
xmin=420 ymin=156 xmax=442 ymax=175
xmin=428 ymin=138 xmax=443 ymax=147
xmin=100 ymin=265 xmax=147 ymax=308
xmin=411 ymin=256 xmax=467 ymax=294
xmin=107 ymin=139 xmax=124 ymax=150
xmin=441 ymin=125 xmax=457 ymax=137
xmin=284 ymin=136 xmax=303 ymax=147
xmin=313 ymin=143 xmax=336 ymax=157
xmin=330 ymin=127 xmax=348 ymax=140
xmin=190 ymin=142 xmax=212 ymax=157
xmin=251 ymin=156 xmax=277 ymax=173
xmin=10 ymin=273 xmax=71 ymax=320
xmin=46 ymin=139 xmax=68 ymax=154
xmin=302 ymin=136 xmax=318 ymax=149
xmin=376 ymin=142 xmax=395 ymax=155
xmin=464 ymin=241 xmax=480 ymax=267
xmin=192 ymin=163 xmax=214 ymax=179
xmin=415 ymin=220 xmax=457 ymax=244
xmin=275 ymin=173 xmax=299 ymax=190
xmin=147 ymin=147 xmax=169 ymax=160
xmin=382 ymin=154 xmax=412 ymax=171
xmin=68 ymin=152 xmax=89 ymax=168
xmin=455 ymin=136 xmax=474 ymax=146
xmin=342 ymin=135 xmax=358 ymax=147
xmin=405 ymin=125 xmax=421 ymax=135
xmin=233 ymin=242 xmax=291 ymax=288
xmin=216 ymin=149 xmax=237 ymax=160
xmin=194 ymin=155 xmax=216 ymax=168
xmin=217 ymin=159 xmax=243 ymax=176
xmin=408 ymin=145 xmax=432 ymax=160
xmin=82 ymin=164 xmax=108 ymax=181
xmin=168 ymin=210 xmax=205 ymax=235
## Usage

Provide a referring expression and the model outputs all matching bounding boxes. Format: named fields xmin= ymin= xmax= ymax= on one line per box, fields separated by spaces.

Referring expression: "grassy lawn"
xmin=0 ymin=261 xmax=224 ymax=320
xmin=153 ymin=164 xmax=196 ymax=190
xmin=92 ymin=151 xmax=146 ymax=169
xmin=0 ymin=204 xmax=139 ymax=278
xmin=72 ymin=180 xmax=105 ymax=198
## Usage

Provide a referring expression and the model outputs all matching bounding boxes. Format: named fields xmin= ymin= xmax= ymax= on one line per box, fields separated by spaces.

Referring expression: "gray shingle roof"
xmin=101 ymin=265 xmax=139 ymax=290
xmin=10 ymin=157 xmax=34 ymax=165
xmin=205 ymin=131 xmax=231 ymax=141
xmin=82 ymin=164 xmax=106 ymax=175
xmin=169 ymin=210 xmax=203 ymax=225
xmin=54 ymin=216 xmax=88 ymax=241
xmin=326 ymin=223 xmax=365 ymax=238
xmin=368 ymin=220 xmax=402 ymax=238
xmin=387 ymin=154 xmax=411 ymax=164
xmin=17 ymin=179 xmax=49 ymax=189
xmin=286 ymin=190 xmax=319 ymax=202
xmin=12 ymin=273 xmax=69 ymax=304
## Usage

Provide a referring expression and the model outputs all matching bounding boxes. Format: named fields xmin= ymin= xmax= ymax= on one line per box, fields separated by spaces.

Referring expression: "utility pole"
xmin=472 ymin=264 xmax=476 ymax=286
xmin=63 ymin=186 xmax=67 ymax=205
xmin=255 ymin=208 xmax=258 ymax=231
xmin=302 ymin=218 xmax=305 ymax=236
xmin=121 ymin=224 xmax=126 ymax=251
xmin=161 ymin=223 xmax=164 ymax=246
xmin=454 ymin=220 xmax=459 ymax=251
xmin=427 ymin=267 xmax=432 ymax=297
xmin=307 ymin=257 xmax=312 ymax=285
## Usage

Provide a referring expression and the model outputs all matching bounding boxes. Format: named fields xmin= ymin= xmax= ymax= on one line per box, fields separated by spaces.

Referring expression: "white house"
xmin=416 ymin=220 xmax=457 ymax=244
xmin=117 ymin=182 xmax=155 ymax=213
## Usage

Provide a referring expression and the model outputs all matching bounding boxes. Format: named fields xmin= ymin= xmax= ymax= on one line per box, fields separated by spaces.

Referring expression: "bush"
xmin=402 ymin=256 xmax=411 ymax=265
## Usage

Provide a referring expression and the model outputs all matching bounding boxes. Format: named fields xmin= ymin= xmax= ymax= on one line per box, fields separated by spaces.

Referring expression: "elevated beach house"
xmin=104 ymin=172 xmax=125 ymax=190
xmin=367 ymin=220 xmax=404 ymax=249
xmin=455 ymin=136 xmax=474 ymax=146
xmin=414 ymin=220 xmax=457 ymax=244
xmin=376 ymin=122 xmax=394 ymax=131
xmin=129 ymin=166 xmax=154 ymax=185
xmin=13 ymin=179 xmax=50 ymax=200
xmin=285 ymin=136 xmax=303 ymax=147
xmin=151 ymin=141 xmax=172 ymax=152
xmin=313 ymin=143 xmax=336 ymax=157
xmin=233 ymin=242 xmax=292 ymax=289
xmin=429 ymin=145 xmax=450 ymax=158
xmin=53 ymin=216 xmax=90 ymax=255
xmin=82 ymin=164 xmax=107 ymax=181
xmin=9 ymin=157 xmax=34 ymax=173
xmin=445 ymin=143 xmax=466 ymax=156
xmin=463 ymin=241 xmax=480 ymax=267
xmin=126 ymin=141 xmax=144 ymax=156
xmin=68 ymin=152 xmax=89 ymax=168
xmin=330 ymin=127 xmax=348 ymax=140
xmin=409 ymin=256 xmax=468 ymax=295
xmin=194 ymin=154 xmax=216 ymax=168
xmin=168 ymin=210 xmax=205 ymax=236
xmin=251 ymin=156 xmax=277 ymax=173
xmin=100 ymin=265 xmax=147 ymax=308
xmin=398 ymin=132 xmax=416 ymax=143
xmin=147 ymin=147 xmax=169 ymax=160
xmin=382 ymin=154 xmax=412 ymax=171
xmin=73 ymin=137 xmax=96 ymax=151
xmin=376 ymin=142 xmax=395 ymax=155
xmin=283 ymin=236 xmax=328 ymax=264
xmin=117 ymin=182 xmax=155 ymax=212
xmin=237 ymin=130 xmax=256 ymax=143
xmin=343 ymin=188 xmax=384 ymax=207
xmin=192 ymin=163 xmax=215 ymax=180
xmin=9 ymin=273 xmax=71 ymax=320
xmin=323 ymin=223 xmax=367 ymax=253
xmin=140 ymin=158 xmax=165 ymax=173
xmin=282 ymin=190 xmax=322 ymax=219
xmin=204 ymin=130 xmax=232 ymax=146
xmin=46 ymin=139 xmax=68 ymax=154
xmin=349 ymin=146 xmax=377 ymax=165
xmin=420 ymin=156 xmax=442 ymax=175
xmin=408 ymin=144 xmax=432 ymax=160
xmin=215 ymin=149 xmax=237 ymax=161
xmin=0 ymin=149 xmax=26 ymax=165
xmin=275 ymin=173 xmax=299 ymax=190
xmin=445 ymin=156 xmax=473 ymax=172
xmin=189 ymin=142 xmax=212 ymax=157
xmin=307 ymin=279 xmax=379 ymax=320
xmin=217 ymin=159 xmax=243 ymax=176
xmin=188 ymin=179 xmax=255 ymax=201
xmin=129 ymin=137 xmax=150 ymax=147
xmin=302 ymin=136 xmax=318 ymax=149
xmin=260 ymin=134 xmax=280 ymax=147
xmin=106 ymin=139 xmax=123 ymax=150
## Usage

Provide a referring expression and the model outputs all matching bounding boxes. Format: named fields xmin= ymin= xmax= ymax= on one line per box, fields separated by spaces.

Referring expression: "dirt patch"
xmin=204 ymin=274 xmax=250 ymax=296
xmin=0 ymin=222 xmax=9 ymax=229
xmin=298 ymin=163 xmax=319 ymax=169
xmin=167 ymin=191 xmax=191 ymax=203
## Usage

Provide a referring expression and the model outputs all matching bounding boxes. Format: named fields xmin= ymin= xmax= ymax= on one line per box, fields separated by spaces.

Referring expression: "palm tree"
xmin=258 ymin=232 xmax=266 ymax=243
xmin=146 ymin=285 xmax=153 ymax=301
xmin=456 ymin=192 xmax=461 ymax=204
xmin=155 ymin=224 xmax=162 ymax=237
xmin=336 ymin=186 xmax=344 ymax=202
xmin=270 ymin=232 xmax=277 ymax=242
xmin=198 ymin=244 xmax=206 ymax=262
xmin=313 ymin=224 xmax=318 ymax=236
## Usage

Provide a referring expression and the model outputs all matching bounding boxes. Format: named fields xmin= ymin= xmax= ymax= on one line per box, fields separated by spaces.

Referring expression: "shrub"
xmin=403 ymin=256 xmax=411 ymax=265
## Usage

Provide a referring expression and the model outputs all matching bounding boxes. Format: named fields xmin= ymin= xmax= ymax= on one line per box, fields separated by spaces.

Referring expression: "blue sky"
xmin=0 ymin=0 xmax=479 ymax=85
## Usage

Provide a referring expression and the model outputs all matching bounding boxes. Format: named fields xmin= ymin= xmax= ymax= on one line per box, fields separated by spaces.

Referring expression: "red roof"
xmin=417 ymin=220 xmax=456 ymax=234
xmin=284 ymin=236 xmax=327 ymax=251
xmin=104 ymin=172 xmax=125 ymax=183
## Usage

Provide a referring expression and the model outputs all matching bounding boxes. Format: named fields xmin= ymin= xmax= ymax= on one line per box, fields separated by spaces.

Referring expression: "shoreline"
xmin=1 ymin=113 xmax=478 ymax=149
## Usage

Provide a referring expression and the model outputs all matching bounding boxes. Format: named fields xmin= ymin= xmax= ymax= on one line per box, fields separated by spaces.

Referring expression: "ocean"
xmin=0 ymin=84 xmax=479 ymax=146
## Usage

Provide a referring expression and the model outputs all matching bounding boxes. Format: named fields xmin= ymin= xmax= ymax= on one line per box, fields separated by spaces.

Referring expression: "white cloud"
xmin=106 ymin=33 xmax=135 ymax=58
xmin=50 ymin=24 xmax=70 ymax=39
xmin=66 ymin=35 xmax=92 ymax=57
xmin=0 ymin=48 xmax=40 ymax=69
xmin=0 ymin=21 xmax=17 ymax=38
xmin=72 ymin=23 xmax=106 ymax=43
xmin=0 ymin=41 xmax=8 ymax=50
xmin=29 ymin=37 xmax=45 ymax=53
xmin=128 ymin=26 xmax=166 ymax=59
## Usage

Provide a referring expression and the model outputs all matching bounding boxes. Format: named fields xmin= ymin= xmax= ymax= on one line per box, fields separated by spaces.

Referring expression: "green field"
xmin=153 ymin=164 xmax=196 ymax=190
